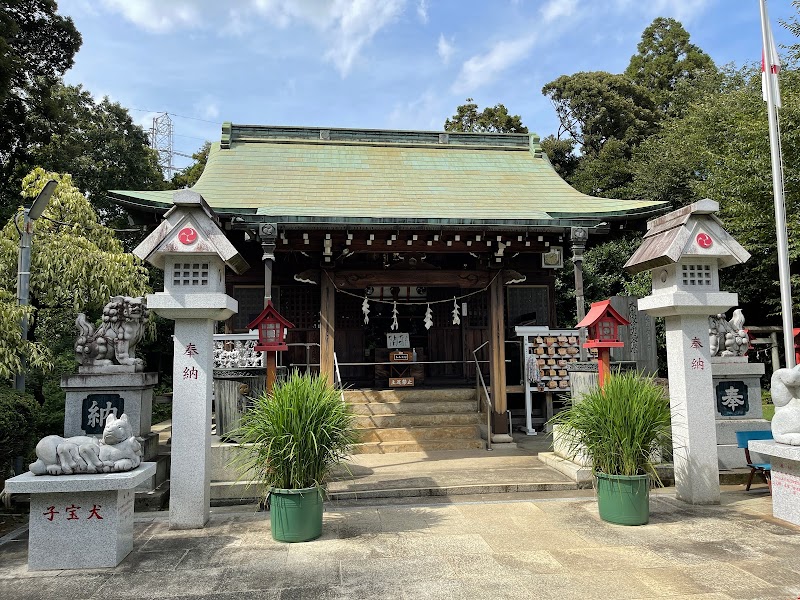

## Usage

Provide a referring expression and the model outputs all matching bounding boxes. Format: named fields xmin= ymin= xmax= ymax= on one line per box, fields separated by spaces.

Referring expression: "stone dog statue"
xmin=769 ymin=365 xmax=800 ymax=445
xmin=29 ymin=413 xmax=143 ymax=475
xmin=75 ymin=296 xmax=148 ymax=370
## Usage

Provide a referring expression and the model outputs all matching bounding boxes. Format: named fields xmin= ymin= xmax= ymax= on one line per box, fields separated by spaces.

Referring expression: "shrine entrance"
xmin=332 ymin=285 xmax=488 ymax=389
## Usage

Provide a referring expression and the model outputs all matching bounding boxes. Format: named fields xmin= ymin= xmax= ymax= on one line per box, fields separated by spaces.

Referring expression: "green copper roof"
xmin=110 ymin=124 xmax=666 ymax=226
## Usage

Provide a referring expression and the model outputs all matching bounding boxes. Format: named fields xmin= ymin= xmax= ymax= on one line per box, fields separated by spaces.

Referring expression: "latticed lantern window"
xmin=597 ymin=320 xmax=616 ymax=341
xmin=260 ymin=321 xmax=282 ymax=346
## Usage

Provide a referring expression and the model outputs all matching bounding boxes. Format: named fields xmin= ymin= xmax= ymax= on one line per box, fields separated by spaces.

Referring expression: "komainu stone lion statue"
xmin=75 ymin=296 xmax=148 ymax=370
xmin=29 ymin=413 xmax=143 ymax=475
xmin=708 ymin=309 xmax=748 ymax=357
xmin=769 ymin=364 xmax=800 ymax=445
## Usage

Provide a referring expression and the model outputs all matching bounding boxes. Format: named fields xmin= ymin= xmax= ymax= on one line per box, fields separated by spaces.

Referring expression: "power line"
xmin=130 ymin=108 xmax=221 ymax=125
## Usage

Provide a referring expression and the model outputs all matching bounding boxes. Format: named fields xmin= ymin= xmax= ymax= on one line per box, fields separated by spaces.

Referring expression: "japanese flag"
xmin=762 ymin=14 xmax=781 ymax=108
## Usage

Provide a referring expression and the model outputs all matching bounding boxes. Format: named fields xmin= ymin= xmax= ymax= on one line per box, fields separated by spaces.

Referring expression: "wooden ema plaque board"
xmin=529 ymin=334 xmax=597 ymax=391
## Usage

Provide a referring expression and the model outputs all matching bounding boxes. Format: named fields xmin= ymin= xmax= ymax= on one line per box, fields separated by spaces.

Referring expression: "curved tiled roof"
xmin=110 ymin=124 xmax=666 ymax=227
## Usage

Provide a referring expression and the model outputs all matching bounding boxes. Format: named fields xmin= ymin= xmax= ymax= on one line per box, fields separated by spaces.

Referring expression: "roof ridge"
xmin=220 ymin=122 xmax=536 ymax=150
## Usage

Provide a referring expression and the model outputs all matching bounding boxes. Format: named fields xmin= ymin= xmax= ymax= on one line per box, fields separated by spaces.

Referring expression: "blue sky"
xmin=59 ymin=0 xmax=797 ymax=172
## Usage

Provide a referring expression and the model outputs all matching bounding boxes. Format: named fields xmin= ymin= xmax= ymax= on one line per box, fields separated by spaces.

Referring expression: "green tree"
xmin=625 ymin=17 xmax=715 ymax=116
xmin=444 ymin=98 xmax=528 ymax=133
xmin=30 ymin=83 xmax=164 ymax=218
xmin=0 ymin=169 xmax=151 ymax=396
xmin=542 ymin=71 xmax=657 ymax=158
xmin=632 ymin=63 xmax=800 ymax=315
xmin=540 ymin=135 xmax=579 ymax=180
xmin=171 ymin=142 xmax=211 ymax=189
xmin=0 ymin=0 xmax=81 ymax=219
xmin=542 ymin=71 xmax=658 ymax=197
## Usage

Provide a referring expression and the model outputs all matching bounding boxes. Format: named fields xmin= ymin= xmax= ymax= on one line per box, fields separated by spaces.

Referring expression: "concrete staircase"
xmin=345 ymin=388 xmax=485 ymax=453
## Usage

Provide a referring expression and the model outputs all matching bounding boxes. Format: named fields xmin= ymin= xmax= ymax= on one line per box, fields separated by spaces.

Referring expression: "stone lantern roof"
xmin=624 ymin=199 xmax=750 ymax=274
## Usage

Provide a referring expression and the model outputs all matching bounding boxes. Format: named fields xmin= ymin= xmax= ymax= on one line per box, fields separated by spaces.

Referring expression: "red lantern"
xmin=247 ymin=300 xmax=295 ymax=352
xmin=577 ymin=300 xmax=630 ymax=388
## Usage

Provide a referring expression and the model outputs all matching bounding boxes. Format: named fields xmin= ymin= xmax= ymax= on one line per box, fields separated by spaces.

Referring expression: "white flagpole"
xmin=759 ymin=0 xmax=795 ymax=368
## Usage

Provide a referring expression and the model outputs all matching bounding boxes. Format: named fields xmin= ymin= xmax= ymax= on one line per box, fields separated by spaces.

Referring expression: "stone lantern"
xmin=247 ymin=300 xmax=295 ymax=392
xmin=576 ymin=299 xmax=629 ymax=388
xmin=624 ymin=199 xmax=750 ymax=505
xmin=134 ymin=190 xmax=249 ymax=529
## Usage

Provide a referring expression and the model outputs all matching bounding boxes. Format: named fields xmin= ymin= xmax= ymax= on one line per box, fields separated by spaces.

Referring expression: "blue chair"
xmin=735 ymin=430 xmax=773 ymax=493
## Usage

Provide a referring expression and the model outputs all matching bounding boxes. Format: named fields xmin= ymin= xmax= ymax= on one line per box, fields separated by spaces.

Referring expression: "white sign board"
xmin=386 ymin=333 xmax=410 ymax=349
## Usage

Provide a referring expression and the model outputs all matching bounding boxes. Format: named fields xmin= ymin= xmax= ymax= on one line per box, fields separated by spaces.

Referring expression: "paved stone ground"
xmin=0 ymin=487 xmax=797 ymax=600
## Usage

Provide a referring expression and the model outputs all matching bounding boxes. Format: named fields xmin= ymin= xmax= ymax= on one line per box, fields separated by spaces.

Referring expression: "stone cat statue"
xmin=29 ymin=413 xmax=143 ymax=475
xmin=769 ymin=364 xmax=800 ymax=445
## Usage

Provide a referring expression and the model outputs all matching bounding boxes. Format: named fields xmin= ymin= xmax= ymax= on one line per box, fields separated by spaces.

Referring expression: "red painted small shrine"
xmin=577 ymin=299 xmax=630 ymax=387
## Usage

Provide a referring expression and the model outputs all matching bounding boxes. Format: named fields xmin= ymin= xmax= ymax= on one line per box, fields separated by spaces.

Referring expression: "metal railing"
xmin=472 ymin=341 xmax=493 ymax=451
xmin=333 ymin=351 xmax=345 ymax=403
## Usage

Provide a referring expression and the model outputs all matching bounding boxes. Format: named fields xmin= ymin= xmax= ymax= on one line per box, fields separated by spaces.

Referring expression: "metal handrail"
xmin=472 ymin=341 xmax=492 ymax=451
xmin=333 ymin=352 xmax=345 ymax=403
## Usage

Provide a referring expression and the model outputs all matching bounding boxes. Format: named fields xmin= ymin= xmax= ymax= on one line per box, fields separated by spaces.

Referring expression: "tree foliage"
xmin=444 ymin=98 xmax=528 ymax=133
xmin=0 ymin=2 xmax=163 ymax=222
xmin=0 ymin=387 xmax=40 ymax=474
xmin=171 ymin=142 xmax=211 ymax=189
xmin=0 ymin=169 xmax=151 ymax=382
xmin=0 ymin=0 xmax=81 ymax=219
xmin=30 ymin=83 xmax=164 ymax=217
xmin=542 ymin=18 xmax=714 ymax=198
xmin=631 ymin=64 xmax=800 ymax=315
xmin=624 ymin=17 xmax=715 ymax=116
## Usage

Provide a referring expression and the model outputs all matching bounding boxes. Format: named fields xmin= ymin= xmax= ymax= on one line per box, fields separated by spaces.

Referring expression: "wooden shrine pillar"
xmin=320 ymin=271 xmax=335 ymax=384
xmin=488 ymin=274 xmax=506 ymax=414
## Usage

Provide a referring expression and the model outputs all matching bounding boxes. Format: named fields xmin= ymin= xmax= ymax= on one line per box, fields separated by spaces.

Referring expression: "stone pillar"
xmin=170 ymin=319 xmax=214 ymax=528
xmin=664 ymin=315 xmax=720 ymax=504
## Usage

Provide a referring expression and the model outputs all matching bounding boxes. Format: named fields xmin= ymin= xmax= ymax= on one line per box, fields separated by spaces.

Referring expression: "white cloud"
xmin=417 ymin=0 xmax=428 ymax=24
xmin=452 ymin=34 xmax=536 ymax=94
xmin=323 ymin=0 xmax=405 ymax=76
xmin=388 ymin=90 xmax=441 ymax=130
xmin=438 ymin=33 xmax=455 ymax=64
xmin=101 ymin=0 xmax=202 ymax=33
xmin=99 ymin=0 xmax=405 ymax=76
xmin=202 ymin=102 xmax=220 ymax=120
xmin=540 ymin=0 xmax=578 ymax=24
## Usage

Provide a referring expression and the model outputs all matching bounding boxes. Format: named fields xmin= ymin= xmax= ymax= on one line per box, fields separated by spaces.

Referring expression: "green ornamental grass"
xmin=550 ymin=370 xmax=671 ymax=481
xmin=232 ymin=371 xmax=356 ymax=493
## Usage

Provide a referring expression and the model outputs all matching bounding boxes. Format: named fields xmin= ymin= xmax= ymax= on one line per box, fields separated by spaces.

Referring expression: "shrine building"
xmin=111 ymin=124 xmax=665 ymax=447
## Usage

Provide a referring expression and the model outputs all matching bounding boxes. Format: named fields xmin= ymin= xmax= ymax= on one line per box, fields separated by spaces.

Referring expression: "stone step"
xmin=348 ymin=400 xmax=477 ymax=415
xmin=349 ymin=439 xmax=486 ymax=454
xmin=344 ymin=388 xmax=476 ymax=404
xmin=356 ymin=425 xmax=480 ymax=443
xmin=353 ymin=412 xmax=481 ymax=429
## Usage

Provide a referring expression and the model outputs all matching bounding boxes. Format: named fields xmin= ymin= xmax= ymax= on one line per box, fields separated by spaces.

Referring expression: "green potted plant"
xmin=549 ymin=370 xmax=671 ymax=525
xmin=232 ymin=371 xmax=355 ymax=542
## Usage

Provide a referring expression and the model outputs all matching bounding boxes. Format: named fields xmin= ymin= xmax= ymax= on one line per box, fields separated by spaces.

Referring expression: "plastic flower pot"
xmin=595 ymin=472 xmax=650 ymax=526
xmin=269 ymin=486 xmax=323 ymax=542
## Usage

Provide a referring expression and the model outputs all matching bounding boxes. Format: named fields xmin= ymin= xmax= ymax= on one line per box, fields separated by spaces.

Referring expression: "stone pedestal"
xmin=749 ymin=440 xmax=800 ymax=526
xmin=5 ymin=464 xmax=156 ymax=570
xmin=711 ymin=359 xmax=770 ymax=469
xmin=62 ymin=372 xmax=158 ymax=462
